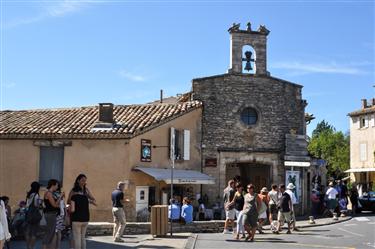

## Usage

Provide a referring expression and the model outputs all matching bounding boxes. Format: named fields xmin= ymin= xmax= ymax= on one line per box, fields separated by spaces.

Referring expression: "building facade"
xmin=347 ymin=99 xmax=375 ymax=191
xmin=0 ymin=102 xmax=210 ymax=221
xmin=192 ymin=23 xmax=311 ymax=213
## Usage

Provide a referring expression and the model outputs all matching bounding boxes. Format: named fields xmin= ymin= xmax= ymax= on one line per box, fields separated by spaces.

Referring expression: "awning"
xmin=345 ymin=168 xmax=375 ymax=173
xmin=133 ymin=166 xmax=215 ymax=185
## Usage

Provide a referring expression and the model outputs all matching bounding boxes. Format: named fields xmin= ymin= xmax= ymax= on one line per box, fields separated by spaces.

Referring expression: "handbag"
xmin=25 ymin=195 xmax=42 ymax=224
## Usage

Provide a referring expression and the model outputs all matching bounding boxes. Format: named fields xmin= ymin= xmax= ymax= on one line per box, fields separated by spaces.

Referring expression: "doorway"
xmin=238 ymin=163 xmax=270 ymax=192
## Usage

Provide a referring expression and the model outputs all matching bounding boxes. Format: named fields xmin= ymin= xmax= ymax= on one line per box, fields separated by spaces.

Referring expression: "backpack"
xmin=25 ymin=194 xmax=42 ymax=224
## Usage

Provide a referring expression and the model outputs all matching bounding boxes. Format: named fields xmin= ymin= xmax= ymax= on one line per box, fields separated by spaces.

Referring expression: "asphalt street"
xmin=192 ymin=213 xmax=375 ymax=249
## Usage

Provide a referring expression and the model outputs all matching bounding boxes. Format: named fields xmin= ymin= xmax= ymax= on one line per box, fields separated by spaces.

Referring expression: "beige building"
xmin=347 ymin=99 xmax=375 ymax=189
xmin=0 ymin=101 xmax=214 ymax=221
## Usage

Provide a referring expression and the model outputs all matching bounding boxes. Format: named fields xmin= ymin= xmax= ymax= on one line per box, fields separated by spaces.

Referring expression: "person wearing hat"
xmin=111 ymin=181 xmax=130 ymax=242
xmin=285 ymin=183 xmax=299 ymax=231
xmin=257 ymin=187 xmax=269 ymax=234
xmin=325 ymin=181 xmax=338 ymax=216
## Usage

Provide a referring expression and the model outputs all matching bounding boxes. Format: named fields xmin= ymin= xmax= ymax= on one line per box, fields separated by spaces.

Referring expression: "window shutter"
xmin=183 ymin=130 xmax=190 ymax=160
xmin=170 ymin=127 xmax=175 ymax=160
xmin=372 ymin=115 xmax=375 ymax=127
xmin=365 ymin=116 xmax=369 ymax=127
xmin=360 ymin=143 xmax=367 ymax=161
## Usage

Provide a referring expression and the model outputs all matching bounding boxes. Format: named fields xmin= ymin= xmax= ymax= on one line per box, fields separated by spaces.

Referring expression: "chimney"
xmin=361 ymin=99 xmax=367 ymax=109
xmin=98 ymin=103 xmax=114 ymax=123
xmin=160 ymin=89 xmax=163 ymax=103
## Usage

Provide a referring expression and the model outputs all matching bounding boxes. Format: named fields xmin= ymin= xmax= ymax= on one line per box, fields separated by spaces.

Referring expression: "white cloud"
xmin=2 ymin=82 xmax=16 ymax=89
xmin=119 ymin=70 xmax=146 ymax=82
xmin=271 ymin=61 xmax=368 ymax=76
xmin=3 ymin=0 xmax=92 ymax=29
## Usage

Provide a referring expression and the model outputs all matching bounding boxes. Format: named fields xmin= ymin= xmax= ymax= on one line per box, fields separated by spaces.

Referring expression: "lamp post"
xmin=152 ymin=126 xmax=175 ymax=237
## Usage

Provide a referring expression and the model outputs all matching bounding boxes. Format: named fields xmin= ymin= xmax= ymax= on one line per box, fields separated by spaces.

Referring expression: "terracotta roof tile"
xmin=348 ymin=106 xmax=375 ymax=117
xmin=0 ymin=101 xmax=202 ymax=139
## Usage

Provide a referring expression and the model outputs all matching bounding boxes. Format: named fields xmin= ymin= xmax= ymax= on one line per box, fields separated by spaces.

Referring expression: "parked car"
xmin=358 ymin=191 xmax=375 ymax=213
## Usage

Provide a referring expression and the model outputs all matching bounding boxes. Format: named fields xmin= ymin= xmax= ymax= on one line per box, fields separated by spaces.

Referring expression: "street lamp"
xmin=152 ymin=127 xmax=175 ymax=237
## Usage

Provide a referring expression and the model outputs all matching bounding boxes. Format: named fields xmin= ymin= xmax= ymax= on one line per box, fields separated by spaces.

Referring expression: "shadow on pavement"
xmin=86 ymin=240 xmax=175 ymax=248
xmin=225 ymin=237 xmax=297 ymax=244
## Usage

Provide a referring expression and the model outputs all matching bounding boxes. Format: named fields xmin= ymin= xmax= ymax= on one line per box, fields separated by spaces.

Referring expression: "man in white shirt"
xmin=286 ymin=183 xmax=299 ymax=231
xmin=325 ymin=182 xmax=338 ymax=215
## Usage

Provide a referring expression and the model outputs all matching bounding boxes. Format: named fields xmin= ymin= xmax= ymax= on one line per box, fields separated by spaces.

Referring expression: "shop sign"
xmin=141 ymin=139 xmax=152 ymax=162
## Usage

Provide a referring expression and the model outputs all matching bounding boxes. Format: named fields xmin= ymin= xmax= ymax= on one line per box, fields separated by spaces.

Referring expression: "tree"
xmin=308 ymin=120 xmax=350 ymax=179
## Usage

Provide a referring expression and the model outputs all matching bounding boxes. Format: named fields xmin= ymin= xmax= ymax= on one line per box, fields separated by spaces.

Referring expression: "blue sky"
xmin=1 ymin=0 xmax=374 ymax=135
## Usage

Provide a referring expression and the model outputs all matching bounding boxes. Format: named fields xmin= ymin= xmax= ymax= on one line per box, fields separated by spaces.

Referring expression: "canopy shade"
xmin=345 ymin=168 xmax=375 ymax=173
xmin=133 ymin=166 xmax=215 ymax=184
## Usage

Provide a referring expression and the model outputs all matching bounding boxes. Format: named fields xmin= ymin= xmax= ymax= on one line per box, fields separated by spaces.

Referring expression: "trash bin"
xmin=150 ymin=205 xmax=168 ymax=236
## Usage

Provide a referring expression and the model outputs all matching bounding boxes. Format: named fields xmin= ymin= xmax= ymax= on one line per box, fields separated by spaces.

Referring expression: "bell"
xmin=244 ymin=62 xmax=253 ymax=71
xmin=242 ymin=50 xmax=255 ymax=72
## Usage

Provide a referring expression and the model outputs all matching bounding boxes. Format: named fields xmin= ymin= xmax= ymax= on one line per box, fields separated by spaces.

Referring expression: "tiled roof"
xmin=0 ymin=101 xmax=202 ymax=139
xmin=348 ymin=106 xmax=375 ymax=117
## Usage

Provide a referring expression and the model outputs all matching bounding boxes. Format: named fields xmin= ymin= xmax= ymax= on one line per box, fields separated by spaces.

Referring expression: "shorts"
xmin=277 ymin=211 xmax=291 ymax=224
xmin=269 ymin=204 xmax=278 ymax=220
xmin=225 ymin=209 xmax=235 ymax=220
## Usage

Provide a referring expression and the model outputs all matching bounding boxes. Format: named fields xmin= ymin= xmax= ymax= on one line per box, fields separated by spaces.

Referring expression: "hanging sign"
xmin=141 ymin=139 xmax=152 ymax=162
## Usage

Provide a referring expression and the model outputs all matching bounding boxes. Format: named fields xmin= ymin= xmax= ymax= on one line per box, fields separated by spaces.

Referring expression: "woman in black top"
xmin=42 ymin=179 xmax=64 ymax=249
xmin=69 ymin=174 xmax=96 ymax=249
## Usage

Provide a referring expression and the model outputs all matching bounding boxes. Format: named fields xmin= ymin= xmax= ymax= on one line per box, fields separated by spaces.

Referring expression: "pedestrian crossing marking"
xmin=343 ymin=224 xmax=357 ymax=226
xmin=354 ymin=217 xmax=370 ymax=221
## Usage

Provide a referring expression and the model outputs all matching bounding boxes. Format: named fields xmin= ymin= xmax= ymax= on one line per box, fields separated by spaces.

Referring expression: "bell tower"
xmin=228 ymin=22 xmax=270 ymax=75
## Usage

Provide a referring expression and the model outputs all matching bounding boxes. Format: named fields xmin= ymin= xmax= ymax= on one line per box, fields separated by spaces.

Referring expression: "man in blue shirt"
xmin=168 ymin=199 xmax=180 ymax=222
xmin=181 ymin=197 xmax=193 ymax=224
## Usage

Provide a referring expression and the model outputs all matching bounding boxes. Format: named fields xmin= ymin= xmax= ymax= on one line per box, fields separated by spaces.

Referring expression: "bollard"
xmin=308 ymin=216 xmax=316 ymax=224
xmin=332 ymin=212 xmax=338 ymax=220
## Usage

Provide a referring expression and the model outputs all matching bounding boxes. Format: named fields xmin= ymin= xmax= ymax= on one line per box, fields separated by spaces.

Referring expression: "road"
xmin=192 ymin=214 xmax=375 ymax=249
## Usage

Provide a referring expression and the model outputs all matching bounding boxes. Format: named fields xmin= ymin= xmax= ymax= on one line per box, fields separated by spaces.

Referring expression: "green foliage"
xmin=308 ymin=120 xmax=350 ymax=179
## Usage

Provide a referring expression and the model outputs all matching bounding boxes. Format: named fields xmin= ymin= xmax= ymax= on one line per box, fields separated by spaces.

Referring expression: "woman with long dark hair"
xmin=42 ymin=179 xmax=64 ymax=249
xmin=25 ymin=181 xmax=41 ymax=249
xmin=68 ymin=174 xmax=96 ymax=249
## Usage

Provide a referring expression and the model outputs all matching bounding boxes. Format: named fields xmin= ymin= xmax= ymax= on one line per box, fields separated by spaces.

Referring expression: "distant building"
xmin=347 ymin=99 xmax=375 ymax=190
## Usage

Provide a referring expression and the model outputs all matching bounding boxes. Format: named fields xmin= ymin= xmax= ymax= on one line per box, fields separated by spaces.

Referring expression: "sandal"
xmin=245 ymin=235 xmax=251 ymax=241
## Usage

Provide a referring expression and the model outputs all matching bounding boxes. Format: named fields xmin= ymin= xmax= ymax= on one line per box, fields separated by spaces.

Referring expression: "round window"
xmin=240 ymin=107 xmax=258 ymax=125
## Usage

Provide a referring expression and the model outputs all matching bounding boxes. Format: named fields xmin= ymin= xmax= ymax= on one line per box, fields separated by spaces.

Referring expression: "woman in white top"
xmin=326 ymin=182 xmax=338 ymax=214
xmin=0 ymin=199 xmax=11 ymax=249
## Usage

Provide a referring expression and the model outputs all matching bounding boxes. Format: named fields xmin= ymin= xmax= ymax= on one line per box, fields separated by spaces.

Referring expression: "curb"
xmin=184 ymin=234 xmax=198 ymax=249
xmin=295 ymin=216 xmax=352 ymax=229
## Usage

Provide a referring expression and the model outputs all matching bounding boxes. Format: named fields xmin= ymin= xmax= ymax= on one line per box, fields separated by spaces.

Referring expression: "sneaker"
xmin=114 ymin=238 xmax=125 ymax=242
xmin=222 ymin=229 xmax=230 ymax=234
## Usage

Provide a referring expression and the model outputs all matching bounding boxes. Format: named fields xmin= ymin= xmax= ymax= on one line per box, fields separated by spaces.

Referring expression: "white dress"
xmin=0 ymin=200 xmax=11 ymax=241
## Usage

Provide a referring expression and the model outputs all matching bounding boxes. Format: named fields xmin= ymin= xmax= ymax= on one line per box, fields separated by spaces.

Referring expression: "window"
xmin=360 ymin=116 xmax=369 ymax=128
xmin=140 ymin=190 xmax=145 ymax=200
xmin=170 ymin=128 xmax=190 ymax=160
xmin=240 ymin=107 xmax=258 ymax=125
xmin=360 ymin=143 xmax=367 ymax=161
xmin=39 ymin=146 xmax=64 ymax=186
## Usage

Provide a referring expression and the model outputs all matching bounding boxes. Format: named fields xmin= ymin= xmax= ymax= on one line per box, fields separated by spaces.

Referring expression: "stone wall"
xmin=87 ymin=221 xmax=226 ymax=236
xmin=192 ymin=73 xmax=306 ymax=204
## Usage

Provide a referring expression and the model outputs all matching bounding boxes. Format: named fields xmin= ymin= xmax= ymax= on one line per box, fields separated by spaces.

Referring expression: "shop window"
xmin=39 ymin=146 xmax=64 ymax=186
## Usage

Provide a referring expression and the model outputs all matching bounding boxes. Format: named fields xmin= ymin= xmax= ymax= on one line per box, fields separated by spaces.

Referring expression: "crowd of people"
xmin=221 ymin=177 xmax=360 ymax=242
xmin=0 ymin=174 xmax=368 ymax=248
xmin=0 ymin=174 xmax=100 ymax=249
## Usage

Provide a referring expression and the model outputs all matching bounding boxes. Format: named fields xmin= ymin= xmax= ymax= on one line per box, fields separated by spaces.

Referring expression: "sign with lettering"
xmin=205 ymin=158 xmax=217 ymax=167
xmin=140 ymin=139 xmax=152 ymax=162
